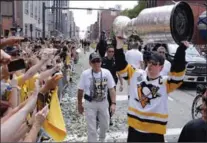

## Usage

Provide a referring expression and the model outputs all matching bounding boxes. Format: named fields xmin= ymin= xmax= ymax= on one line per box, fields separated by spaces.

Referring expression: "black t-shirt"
xmin=101 ymin=57 xmax=118 ymax=84
xmin=178 ymin=118 xmax=207 ymax=142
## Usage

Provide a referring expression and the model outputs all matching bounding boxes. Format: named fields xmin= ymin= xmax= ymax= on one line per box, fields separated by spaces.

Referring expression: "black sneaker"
xmin=109 ymin=119 xmax=113 ymax=126
xmin=70 ymin=78 xmax=72 ymax=82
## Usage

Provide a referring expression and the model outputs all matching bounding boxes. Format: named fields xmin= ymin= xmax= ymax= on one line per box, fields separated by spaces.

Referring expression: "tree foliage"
xmin=120 ymin=1 xmax=147 ymax=19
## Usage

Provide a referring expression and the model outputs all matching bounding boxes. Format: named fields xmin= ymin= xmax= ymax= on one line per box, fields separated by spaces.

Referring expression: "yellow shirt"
xmin=16 ymin=73 xmax=40 ymax=102
xmin=66 ymin=55 xmax=70 ymax=65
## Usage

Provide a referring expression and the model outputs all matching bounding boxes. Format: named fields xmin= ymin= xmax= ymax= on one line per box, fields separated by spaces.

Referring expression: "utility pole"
xmin=42 ymin=2 xmax=46 ymax=38
xmin=70 ymin=23 xmax=72 ymax=38
xmin=42 ymin=3 xmax=120 ymax=38
xmin=12 ymin=0 xmax=15 ymax=27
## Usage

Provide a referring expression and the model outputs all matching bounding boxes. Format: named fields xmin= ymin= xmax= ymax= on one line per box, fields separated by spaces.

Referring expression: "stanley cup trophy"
xmin=113 ymin=1 xmax=194 ymax=44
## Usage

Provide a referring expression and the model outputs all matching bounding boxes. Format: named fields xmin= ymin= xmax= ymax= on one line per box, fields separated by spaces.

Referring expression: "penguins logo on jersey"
xmin=137 ymin=81 xmax=160 ymax=108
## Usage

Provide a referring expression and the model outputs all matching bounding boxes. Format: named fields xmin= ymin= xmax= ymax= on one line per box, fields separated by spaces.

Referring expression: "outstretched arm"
xmin=166 ymin=41 xmax=189 ymax=93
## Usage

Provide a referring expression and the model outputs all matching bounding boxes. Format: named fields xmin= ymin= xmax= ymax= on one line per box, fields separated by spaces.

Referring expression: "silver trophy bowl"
xmin=114 ymin=1 xmax=194 ymax=44
xmin=132 ymin=1 xmax=194 ymax=44
xmin=113 ymin=16 xmax=131 ymax=39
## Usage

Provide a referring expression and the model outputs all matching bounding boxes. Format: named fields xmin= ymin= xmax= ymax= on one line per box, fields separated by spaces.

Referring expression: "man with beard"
xmin=95 ymin=31 xmax=107 ymax=58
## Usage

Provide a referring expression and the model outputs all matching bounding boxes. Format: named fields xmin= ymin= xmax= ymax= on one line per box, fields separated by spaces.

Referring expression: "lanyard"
xmin=91 ymin=69 xmax=103 ymax=97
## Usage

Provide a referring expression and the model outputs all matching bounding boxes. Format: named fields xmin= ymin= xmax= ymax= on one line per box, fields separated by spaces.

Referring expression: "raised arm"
xmin=1 ymin=92 xmax=38 ymax=142
xmin=166 ymin=41 xmax=189 ymax=93
xmin=38 ymin=64 xmax=61 ymax=82
xmin=115 ymin=37 xmax=135 ymax=81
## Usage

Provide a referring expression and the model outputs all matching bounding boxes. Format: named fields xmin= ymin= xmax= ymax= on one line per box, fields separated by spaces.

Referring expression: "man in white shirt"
xmin=125 ymin=42 xmax=144 ymax=69
xmin=157 ymin=46 xmax=171 ymax=76
xmin=77 ymin=52 xmax=116 ymax=142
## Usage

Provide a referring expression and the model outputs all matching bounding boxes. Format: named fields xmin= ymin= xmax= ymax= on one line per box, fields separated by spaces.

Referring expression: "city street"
xmin=63 ymin=47 xmax=197 ymax=142
xmin=1 ymin=1 xmax=206 ymax=143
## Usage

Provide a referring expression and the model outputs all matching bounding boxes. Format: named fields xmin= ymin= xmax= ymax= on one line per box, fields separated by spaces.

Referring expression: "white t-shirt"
xmin=145 ymin=60 xmax=171 ymax=76
xmin=125 ymin=49 xmax=143 ymax=69
xmin=160 ymin=60 xmax=171 ymax=76
xmin=78 ymin=68 xmax=115 ymax=100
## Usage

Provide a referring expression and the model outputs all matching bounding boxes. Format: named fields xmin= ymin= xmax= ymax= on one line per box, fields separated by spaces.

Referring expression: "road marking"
xmin=116 ymin=95 xmax=174 ymax=102
xmin=166 ymin=128 xmax=182 ymax=136
xmin=66 ymin=128 xmax=182 ymax=142
xmin=168 ymin=96 xmax=174 ymax=101
xmin=116 ymin=95 xmax=128 ymax=101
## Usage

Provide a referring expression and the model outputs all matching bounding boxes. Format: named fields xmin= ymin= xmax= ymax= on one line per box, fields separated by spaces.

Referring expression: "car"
xmin=167 ymin=44 xmax=207 ymax=83
xmin=144 ymin=43 xmax=207 ymax=83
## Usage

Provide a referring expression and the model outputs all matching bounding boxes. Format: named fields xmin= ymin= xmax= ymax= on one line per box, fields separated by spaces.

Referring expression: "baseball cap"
xmin=149 ymin=52 xmax=165 ymax=65
xmin=89 ymin=52 xmax=101 ymax=62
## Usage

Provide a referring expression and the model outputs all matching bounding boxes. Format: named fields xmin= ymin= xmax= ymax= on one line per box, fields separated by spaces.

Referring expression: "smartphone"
xmin=8 ymin=59 xmax=26 ymax=72
xmin=36 ymin=93 xmax=46 ymax=111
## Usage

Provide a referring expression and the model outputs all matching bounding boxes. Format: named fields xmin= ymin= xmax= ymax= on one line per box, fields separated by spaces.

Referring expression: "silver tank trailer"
xmin=125 ymin=1 xmax=194 ymax=44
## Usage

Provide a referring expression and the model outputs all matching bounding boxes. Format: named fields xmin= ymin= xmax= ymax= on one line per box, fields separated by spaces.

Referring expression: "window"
xmin=24 ymin=1 xmax=29 ymax=14
xmin=1 ymin=1 xmax=13 ymax=16
xmin=30 ymin=1 xmax=33 ymax=17
xmin=38 ymin=1 xmax=41 ymax=22
xmin=35 ymin=6 xmax=37 ymax=19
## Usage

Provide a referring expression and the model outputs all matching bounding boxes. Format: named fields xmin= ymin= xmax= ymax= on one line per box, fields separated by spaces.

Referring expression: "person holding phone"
xmin=0 ymin=49 xmax=11 ymax=65
xmin=0 ymin=36 xmax=24 ymax=49
xmin=1 ymin=88 xmax=49 ymax=142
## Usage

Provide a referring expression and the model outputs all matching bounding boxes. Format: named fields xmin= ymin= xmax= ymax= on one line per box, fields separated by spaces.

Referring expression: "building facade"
xmin=0 ymin=0 xmax=52 ymax=38
xmin=0 ymin=1 xmax=16 ymax=36
xmin=22 ymin=1 xmax=51 ymax=38
xmin=99 ymin=10 xmax=120 ymax=38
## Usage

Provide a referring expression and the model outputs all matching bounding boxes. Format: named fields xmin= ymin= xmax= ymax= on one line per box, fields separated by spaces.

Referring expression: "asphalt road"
xmin=71 ymin=47 xmax=197 ymax=142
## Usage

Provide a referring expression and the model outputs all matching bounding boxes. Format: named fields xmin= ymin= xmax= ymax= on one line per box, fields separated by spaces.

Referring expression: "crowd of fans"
xmin=0 ymin=35 xmax=79 ymax=142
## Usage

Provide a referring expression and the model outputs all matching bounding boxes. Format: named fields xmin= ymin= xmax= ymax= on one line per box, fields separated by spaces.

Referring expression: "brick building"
xmin=89 ymin=21 xmax=99 ymax=41
xmin=146 ymin=0 xmax=207 ymax=45
xmin=99 ymin=10 xmax=120 ymax=38
xmin=0 ymin=1 xmax=19 ymax=36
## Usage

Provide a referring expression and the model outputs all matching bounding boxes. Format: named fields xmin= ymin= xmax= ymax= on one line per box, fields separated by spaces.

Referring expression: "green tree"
xmin=120 ymin=1 xmax=147 ymax=19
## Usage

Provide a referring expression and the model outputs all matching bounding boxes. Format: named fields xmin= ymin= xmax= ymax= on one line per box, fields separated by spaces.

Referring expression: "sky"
xmin=69 ymin=1 xmax=138 ymax=38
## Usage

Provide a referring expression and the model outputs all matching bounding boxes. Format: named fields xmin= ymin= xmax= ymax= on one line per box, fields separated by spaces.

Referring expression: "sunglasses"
xmin=108 ymin=50 xmax=114 ymax=53
xmin=91 ymin=59 xmax=101 ymax=63
xmin=158 ymin=51 xmax=166 ymax=54
xmin=148 ymin=60 xmax=159 ymax=66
